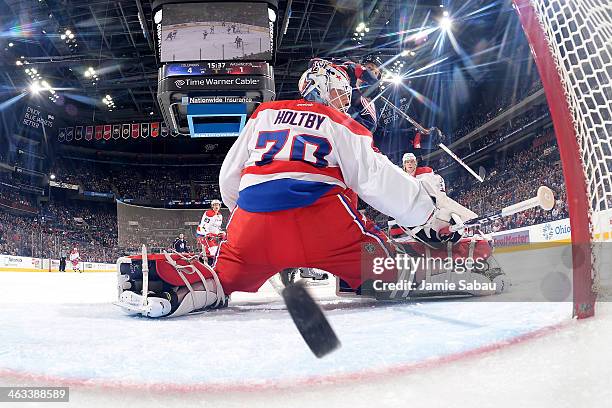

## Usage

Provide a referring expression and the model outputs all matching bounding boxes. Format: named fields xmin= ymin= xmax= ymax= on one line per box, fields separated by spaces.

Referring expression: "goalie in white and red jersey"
xmin=116 ymin=62 xmax=463 ymax=317
xmin=196 ymin=199 xmax=225 ymax=264
xmin=69 ymin=247 xmax=81 ymax=273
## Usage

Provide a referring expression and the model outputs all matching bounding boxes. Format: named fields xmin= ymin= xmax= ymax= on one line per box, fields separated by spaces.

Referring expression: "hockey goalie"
xmin=385 ymin=152 xmax=510 ymax=297
xmin=116 ymin=62 xmax=478 ymax=318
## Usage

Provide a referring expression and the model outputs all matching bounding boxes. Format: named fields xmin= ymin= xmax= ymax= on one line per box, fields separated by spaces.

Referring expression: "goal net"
xmin=116 ymin=200 xmax=230 ymax=254
xmin=514 ymin=0 xmax=612 ymax=317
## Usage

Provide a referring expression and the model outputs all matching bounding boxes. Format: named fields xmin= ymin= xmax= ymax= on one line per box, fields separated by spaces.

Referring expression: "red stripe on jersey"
xmin=415 ymin=167 xmax=433 ymax=175
xmin=251 ymin=99 xmax=372 ymax=137
xmin=204 ymin=210 xmax=216 ymax=217
xmin=242 ymin=161 xmax=344 ymax=182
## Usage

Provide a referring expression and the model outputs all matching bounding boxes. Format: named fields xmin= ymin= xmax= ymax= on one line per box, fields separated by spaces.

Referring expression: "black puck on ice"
xmin=281 ymin=282 xmax=341 ymax=358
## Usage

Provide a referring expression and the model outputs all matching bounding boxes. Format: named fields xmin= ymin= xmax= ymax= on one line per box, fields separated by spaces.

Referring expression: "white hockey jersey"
xmin=219 ymin=99 xmax=435 ymax=227
xmin=413 ymin=167 xmax=446 ymax=193
xmin=197 ymin=209 xmax=223 ymax=236
xmin=69 ymin=250 xmax=80 ymax=262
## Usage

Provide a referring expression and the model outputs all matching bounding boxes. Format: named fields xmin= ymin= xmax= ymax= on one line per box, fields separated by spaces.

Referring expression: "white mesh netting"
xmin=529 ymin=0 xmax=612 ymax=219
xmin=116 ymin=201 xmax=230 ymax=253
xmin=524 ymin=0 xmax=612 ymax=298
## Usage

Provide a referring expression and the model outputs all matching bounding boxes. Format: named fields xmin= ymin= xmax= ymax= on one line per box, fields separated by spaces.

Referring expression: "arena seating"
xmin=0 ymin=75 xmax=570 ymax=262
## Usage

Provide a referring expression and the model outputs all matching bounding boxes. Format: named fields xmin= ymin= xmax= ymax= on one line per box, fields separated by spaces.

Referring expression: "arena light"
xmin=268 ymin=8 xmax=276 ymax=23
xmin=8 ymin=42 xmax=13 ymax=47
xmin=85 ymin=67 xmax=98 ymax=82
xmin=50 ymin=174 xmax=56 ymax=180
xmin=391 ymin=74 xmax=403 ymax=85
xmin=29 ymin=81 xmax=41 ymax=94
xmin=103 ymin=94 xmax=115 ymax=110
xmin=154 ymin=10 xmax=163 ymax=24
xmin=439 ymin=16 xmax=453 ymax=32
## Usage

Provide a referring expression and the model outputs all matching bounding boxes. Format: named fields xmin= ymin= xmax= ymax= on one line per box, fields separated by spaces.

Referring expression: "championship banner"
xmin=58 ymin=128 xmax=65 ymax=142
xmin=141 ymin=122 xmax=150 ymax=138
xmin=161 ymin=125 xmax=169 ymax=137
xmin=66 ymin=127 xmax=74 ymax=141
xmin=112 ymin=124 xmax=121 ymax=139
xmin=95 ymin=125 xmax=103 ymax=140
xmin=131 ymin=123 xmax=140 ymax=138
xmin=122 ymin=124 xmax=130 ymax=139
xmin=103 ymin=125 xmax=112 ymax=140
xmin=151 ymin=122 xmax=160 ymax=138
xmin=85 ymin=126 xmax=94 ymax=141
xmin=75 ymin=126 xmax=83 ymax=140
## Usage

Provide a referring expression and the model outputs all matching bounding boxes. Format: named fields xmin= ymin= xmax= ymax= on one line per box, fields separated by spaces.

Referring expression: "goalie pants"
xmin=213 ymin=192 xmax=395 ymax=294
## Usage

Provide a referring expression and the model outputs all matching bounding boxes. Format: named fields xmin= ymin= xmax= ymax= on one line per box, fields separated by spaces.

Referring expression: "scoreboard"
xmin=157 ymin=61 xmax=275 ymax=137
xmin=162 ymin=62 xmax=270 ymax=77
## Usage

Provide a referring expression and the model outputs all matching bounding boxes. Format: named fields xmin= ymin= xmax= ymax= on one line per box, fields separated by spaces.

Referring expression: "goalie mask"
xmin=299 ymin=64 xmax=352 ymax=113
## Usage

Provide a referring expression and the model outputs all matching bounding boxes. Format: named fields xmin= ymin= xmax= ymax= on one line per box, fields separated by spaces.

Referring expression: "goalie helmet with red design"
xmin=298 ymin=62 xmax=352 ymax=113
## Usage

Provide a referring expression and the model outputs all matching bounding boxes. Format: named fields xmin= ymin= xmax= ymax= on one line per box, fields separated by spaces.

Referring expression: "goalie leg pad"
xmin=116 ymin=252 xmax=227 ymax=318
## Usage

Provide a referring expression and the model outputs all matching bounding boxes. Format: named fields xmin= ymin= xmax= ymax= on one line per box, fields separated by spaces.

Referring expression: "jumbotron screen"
xmin=160 ymin=2 xmax=272 ymax=62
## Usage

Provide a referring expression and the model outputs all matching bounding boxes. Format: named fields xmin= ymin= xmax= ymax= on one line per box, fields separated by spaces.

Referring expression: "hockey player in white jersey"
xmin=69 ymin=247 xmax=81 ymax=273
xmin=196 ymin=199 xmax=225 ymax=264
xmin=390 ymin=152 xmax=509 ymax=295
xmin=116 ymin=62 xmax=463 ymax=317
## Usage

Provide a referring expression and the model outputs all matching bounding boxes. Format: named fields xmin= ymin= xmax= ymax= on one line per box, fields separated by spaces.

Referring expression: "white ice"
xmin=162 ymin=24 xmax=270 ymax=62
xmin=1 ymin=245 xmax=611 ymax=407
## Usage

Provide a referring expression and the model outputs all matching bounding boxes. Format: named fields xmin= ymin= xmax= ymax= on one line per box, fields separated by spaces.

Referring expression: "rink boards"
xmin=0 ymin=254 xmax=115 ymax=273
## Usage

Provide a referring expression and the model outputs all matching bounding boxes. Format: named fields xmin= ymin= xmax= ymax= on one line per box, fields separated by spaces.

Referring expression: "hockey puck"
xmin=281 ymin=282 xmax=341 ymax=358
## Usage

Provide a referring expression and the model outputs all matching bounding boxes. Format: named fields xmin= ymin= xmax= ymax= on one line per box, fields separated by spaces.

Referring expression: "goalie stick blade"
xmin=281 ymin=282 xmax=341 ymax=358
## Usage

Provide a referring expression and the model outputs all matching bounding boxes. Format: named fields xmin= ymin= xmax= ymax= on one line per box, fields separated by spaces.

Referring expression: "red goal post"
xmin=513 ymin=0 xmax=611 ymax=318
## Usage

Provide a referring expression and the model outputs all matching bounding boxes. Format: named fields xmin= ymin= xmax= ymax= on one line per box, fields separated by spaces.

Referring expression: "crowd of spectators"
xmin=438 ymin=103 xmax=550 ymax=171
xmin=51 ymin=159 xmax=222 ymax=203
xmin=451 ymin=74 xmax=542 ymax=141
xmin=449 ymin=138 xmax=568 ymax=233
xmin=0 ymin=198 xmax=123 ymax=262
xmin=0 ymin=187 xmax=37 ymax=212
xmin=0 ymin=160 xmax=224 ymax=262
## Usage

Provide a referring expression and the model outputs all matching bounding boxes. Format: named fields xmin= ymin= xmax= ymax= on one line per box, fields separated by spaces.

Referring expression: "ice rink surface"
xmin=1 ymin=245 xmax=611 ymax=407
xmin=162 ymin=26 xmax=270 ymax=61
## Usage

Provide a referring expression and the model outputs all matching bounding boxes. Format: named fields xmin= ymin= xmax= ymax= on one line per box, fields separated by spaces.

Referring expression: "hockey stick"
xmin=379 ymin=95 xmax=429 ymax=133
xmin=450 ymin=186 xmax=555 ymax=232
xmin=141 ymin=244 xmax=149 ymax=308
xmin=281 ymin=281 xmax=341 ymax=358
xmin=380 ymin=96 xmax=484 ymax=182
xmin=438 ymin=143 xmax=484 ymax=183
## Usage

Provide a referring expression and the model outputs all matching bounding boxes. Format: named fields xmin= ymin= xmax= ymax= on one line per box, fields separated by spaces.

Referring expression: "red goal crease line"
xmin=0 ymin=320 xmax=572 ymax=394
